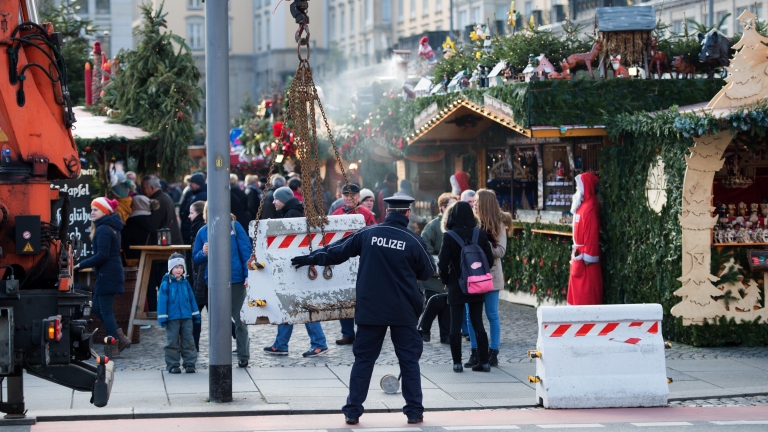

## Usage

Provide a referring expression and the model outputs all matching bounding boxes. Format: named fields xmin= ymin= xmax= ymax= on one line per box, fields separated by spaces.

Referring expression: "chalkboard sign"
xmin=53 ymin=168 xmax=98 ymax=259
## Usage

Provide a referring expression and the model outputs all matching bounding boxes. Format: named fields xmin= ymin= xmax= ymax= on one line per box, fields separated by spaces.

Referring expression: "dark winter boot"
xmin=116 ymin=328 xmax=132 ymax=352
xmin=464 ymin=348 xmax=478 ymax=368
xmin=489 ymin=349 xmax=499 ymax=367
xmin=472 ymin=332 xmax=491 ymax=372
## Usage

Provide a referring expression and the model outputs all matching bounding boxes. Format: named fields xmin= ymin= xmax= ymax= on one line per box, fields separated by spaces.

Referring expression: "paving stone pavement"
xmin=671 ymin=395 xmax=768 ymax=407
xmin=111 ymin=301 xmax=768 ymax=371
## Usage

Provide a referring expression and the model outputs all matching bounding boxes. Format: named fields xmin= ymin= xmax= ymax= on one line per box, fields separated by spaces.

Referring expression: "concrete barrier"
xmin=241 ymin=215 xmax=365 ymax=325
xmin=531 ymin=304 xmax=668 ymax=409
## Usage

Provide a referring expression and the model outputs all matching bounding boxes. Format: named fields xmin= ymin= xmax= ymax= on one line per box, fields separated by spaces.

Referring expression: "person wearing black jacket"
xmin=438 ymin=201 xmax=494 ymax=373
xmin=244 ymin=174 xmax=262 ymax=222
xmin=259 ymin=175 xmax=286 ymax=220
xmin=230 ymin=174 xmax=251 ymax=230
xmin=180 ymin=173 xmax=207 ymax=244
xmin=264 ymin=187 xmax=329 ymax=357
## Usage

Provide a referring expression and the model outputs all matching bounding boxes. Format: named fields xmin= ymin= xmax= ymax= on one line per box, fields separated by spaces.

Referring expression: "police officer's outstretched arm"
xmin=291 ymin=231 xmax=363 ymax=269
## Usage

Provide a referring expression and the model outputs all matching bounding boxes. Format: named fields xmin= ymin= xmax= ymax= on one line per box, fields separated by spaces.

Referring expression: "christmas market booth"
xmin=374 ymin=78 xmax=720 ymax=305
xmin=602 ymin=10 xmax=768 ymax=346
xmin=62 ymin=107 xmax=151 ymax=344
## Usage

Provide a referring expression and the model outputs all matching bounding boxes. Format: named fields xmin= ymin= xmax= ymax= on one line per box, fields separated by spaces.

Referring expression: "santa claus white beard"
xmin=571 ymin=190 xmax=583 ymax=214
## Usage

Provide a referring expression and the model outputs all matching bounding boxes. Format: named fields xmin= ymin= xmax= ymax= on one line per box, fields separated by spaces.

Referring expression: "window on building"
xmin=496 ymin=5 xmax=507 ymax=21
xmin=265 ymin=0 xmax=270 ymax=5
xmin=410 ymin=0 xmax=416 ymax=20
xmin=188 ymin=0 xmax=203 ymax=10
xmin=459 ymin=10 xmax=468 ymax=28
xmin=398 ymin=0 xmax=404 ymax=23
xmin=341 ymin=8 xmax=346 ymax=37
xmin=186 ymin=18 xmax=204 ymax=50
xmin=75 ymin=0 xmax=89 ymax=14
xmin=422 ymin=0 xmax=429 ymax=16
xmin=255 ymin=0 xmax=262 ymax=8
xmin=331 ymin=13 xmax=336 ymax=40
xmin=750 ymin=3 xmax=763 ymax=19
xmin=266 ymin=16 xmax=271 ymax=49
xmin=257 ymin=19 xmax=262 ymax=50
xmin=383 ymin=0 xmax=392 ymax=24
xmin=96 ymin=0 xmax=110 ymax=14
xmin=436 ymin=22 xmax=442 ymax=30
xmin=673 ymin=20 xmax=683 ymax=34
xmin=717 ymin=11 xmax=729 ymax=35
xmin=471 ymin=6 xmax=480 ymax=24
xmin=350 ymin=5 xmax=355 ymax=34
xmin=366 ymin=0 xmax=373 ymax=25
xmin=524 ymin=1 xmax=532 ymax=16
xmin=436 ymin=0 xmax=442 ymax=13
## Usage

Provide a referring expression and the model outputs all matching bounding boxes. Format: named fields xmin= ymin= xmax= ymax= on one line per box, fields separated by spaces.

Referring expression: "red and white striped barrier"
xmin=241 ymin=215 xmax=365 ymax=326
xmin=265 ymin=231 xmax=353 ymax=250
xmin=532 ymin=304 xmax=668 ymax=409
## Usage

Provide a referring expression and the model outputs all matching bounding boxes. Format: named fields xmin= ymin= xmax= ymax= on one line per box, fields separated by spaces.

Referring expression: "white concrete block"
xmin=533 ymin=304 xmax=668 ymax=409
xmin=242 ymin=215 xmax=365 ymax=325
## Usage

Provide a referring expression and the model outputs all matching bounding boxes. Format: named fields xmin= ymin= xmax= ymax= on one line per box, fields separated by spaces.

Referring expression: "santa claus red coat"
xmin=567 ymin=172 xmax=603 ymax=305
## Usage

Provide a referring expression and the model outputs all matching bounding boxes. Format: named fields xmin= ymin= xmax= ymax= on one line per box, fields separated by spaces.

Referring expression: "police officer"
xmin=291 ymin=195 xmax=435 ymax=425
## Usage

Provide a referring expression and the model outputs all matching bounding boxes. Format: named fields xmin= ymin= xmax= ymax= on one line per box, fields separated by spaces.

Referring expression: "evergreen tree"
xmin=39 ymin=0 xmax=97 ymax=105
xmin=102 ymin=2 xmax=202 ymax=180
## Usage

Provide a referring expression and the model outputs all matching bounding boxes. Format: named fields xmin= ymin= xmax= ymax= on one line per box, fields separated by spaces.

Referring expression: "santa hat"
xmin=92 ymin=197 xmax=118 ymax=214
xmin=420 ymin=36 xmax=429 ymax=45
xmin=167 ymin=252 xmax=187 ymax=276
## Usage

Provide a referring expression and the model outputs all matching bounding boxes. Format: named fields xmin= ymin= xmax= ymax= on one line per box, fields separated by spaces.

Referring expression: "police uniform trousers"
xmin=343 ymin=324 xmax=424 ymax=419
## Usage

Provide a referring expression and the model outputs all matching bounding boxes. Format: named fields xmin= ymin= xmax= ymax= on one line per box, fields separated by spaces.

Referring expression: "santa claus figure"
xmin=567 ymin=172 xmax=603 ymax=305
xmin=418 ymin=36 xmax=436 ymax=64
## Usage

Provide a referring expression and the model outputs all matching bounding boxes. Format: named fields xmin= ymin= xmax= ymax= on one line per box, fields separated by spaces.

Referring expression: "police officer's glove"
xmin=291 ymin=255 xmax=311 ymax=269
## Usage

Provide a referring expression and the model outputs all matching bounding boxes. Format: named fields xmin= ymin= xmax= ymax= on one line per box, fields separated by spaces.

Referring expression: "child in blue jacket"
xmin=158 ymin=253 xmax=200 ymax=373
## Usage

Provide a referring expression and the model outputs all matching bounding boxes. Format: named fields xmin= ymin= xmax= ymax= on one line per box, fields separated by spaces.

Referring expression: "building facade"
xmin=56 ymin=0 xmax=134 ymax=57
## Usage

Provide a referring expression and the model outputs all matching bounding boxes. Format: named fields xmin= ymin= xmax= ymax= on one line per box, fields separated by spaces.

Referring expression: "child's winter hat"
xmin=92 ymin=197 xmax=118 ymax=214
xmin=168 ymin=252 xmax=187 ymax=275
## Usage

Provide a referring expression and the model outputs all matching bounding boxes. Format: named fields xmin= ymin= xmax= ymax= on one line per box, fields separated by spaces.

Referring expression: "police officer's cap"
xmin=384 ymin=195 xmax=415 ymax=210
xmin=342 ymin=183 xmax=361 ymax=194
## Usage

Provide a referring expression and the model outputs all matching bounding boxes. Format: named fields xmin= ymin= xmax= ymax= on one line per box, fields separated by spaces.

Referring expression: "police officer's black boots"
xmin=472 ymin=332 xmax=491 ymax=372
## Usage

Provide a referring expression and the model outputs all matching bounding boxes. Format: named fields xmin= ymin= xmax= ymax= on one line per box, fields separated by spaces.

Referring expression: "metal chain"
xmin=249 ymin=11 xmax=350 ymax=276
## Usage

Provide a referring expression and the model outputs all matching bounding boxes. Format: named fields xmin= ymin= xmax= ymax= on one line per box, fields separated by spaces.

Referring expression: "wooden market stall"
xmin=671 ymin=10 xmax=768 ymax=327
xmin=406 ymin=94 xmax=606 ymax=222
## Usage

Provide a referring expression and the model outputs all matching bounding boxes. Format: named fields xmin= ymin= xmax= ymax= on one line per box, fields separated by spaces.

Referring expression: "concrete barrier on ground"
xmin=242 ymin=215 xmax=365 ymax=325
xmin=530 ymin=304 xmax=669 ymax=409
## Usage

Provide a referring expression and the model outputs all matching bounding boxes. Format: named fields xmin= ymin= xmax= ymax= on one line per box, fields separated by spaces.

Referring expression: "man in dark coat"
xmin=230 ymin=174 xmax=251 ymax=230
xmin=259 ymin=174 xmax=286 ymax=220
xmin=141 ymin=175 xmax=183 ymax=244
xmin=180 ymin=172 xmax=207 ymax=244
xmin=244 ymin=174 xmax=262 ymax=223
xmin=142 ymin=175 xmax=183 ymax=313
xmin=291 ymin=196 xmax=434 ymax=425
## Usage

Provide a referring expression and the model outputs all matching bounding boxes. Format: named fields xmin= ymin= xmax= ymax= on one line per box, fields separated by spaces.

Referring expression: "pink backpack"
xmin=446 ymin=228 xmax=494 ymax=295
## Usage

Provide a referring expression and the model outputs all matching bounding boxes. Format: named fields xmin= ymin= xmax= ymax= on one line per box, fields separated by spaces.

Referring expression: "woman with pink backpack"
xmin=438 ymin=201 xmax=495 ymax=373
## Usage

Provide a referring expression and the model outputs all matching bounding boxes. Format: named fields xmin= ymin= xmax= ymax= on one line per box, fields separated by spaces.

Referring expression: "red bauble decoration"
xmin=531 ymin=285 xmax=537 ymax=293
xmin=84 ymin=146 xmax=92 ymax=153
xmin=388 ymin=111 xmax=393 ymax=116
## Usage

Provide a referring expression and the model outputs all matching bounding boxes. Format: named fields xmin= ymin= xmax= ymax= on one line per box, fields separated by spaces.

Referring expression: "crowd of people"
xmin=78 ymin=168 xmax=512 ymax=381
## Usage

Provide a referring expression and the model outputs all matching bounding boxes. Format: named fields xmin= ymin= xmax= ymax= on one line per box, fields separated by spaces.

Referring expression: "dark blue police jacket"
xmin=305 ymin=212 xmax=435 ymax=326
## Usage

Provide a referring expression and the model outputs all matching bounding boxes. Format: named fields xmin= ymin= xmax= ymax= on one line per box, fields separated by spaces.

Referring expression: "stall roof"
xmin=597 ymin=6 xmax=656 ymax=32
xmin=408 ymin=98 xmax=531 ymax=145
xmin=408 ymin=97 xmax=607 ymax=145
xmin=71 ymin=107 xmax=150 ymax=140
